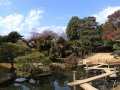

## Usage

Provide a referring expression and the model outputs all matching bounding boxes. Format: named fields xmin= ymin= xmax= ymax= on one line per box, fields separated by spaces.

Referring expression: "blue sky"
xmin=0 ymin=0 xmax=120 ymax=38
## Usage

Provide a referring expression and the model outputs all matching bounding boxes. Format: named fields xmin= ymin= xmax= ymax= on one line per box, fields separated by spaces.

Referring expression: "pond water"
xmin=1 ymin=67 xmax=120 ymax=90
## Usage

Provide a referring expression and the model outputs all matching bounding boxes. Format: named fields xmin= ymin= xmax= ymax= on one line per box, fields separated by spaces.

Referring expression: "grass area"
xmin=0 ymin=63 xmax=12 ymax=68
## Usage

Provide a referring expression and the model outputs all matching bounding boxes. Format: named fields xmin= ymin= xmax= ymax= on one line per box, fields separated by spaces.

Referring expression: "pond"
xmin=1 ymin=67 xmax=120 ymax=90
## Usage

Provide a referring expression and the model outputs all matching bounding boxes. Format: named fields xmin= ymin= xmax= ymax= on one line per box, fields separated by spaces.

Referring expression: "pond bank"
xmin=0 ymin=63 xmax=66 ymax=86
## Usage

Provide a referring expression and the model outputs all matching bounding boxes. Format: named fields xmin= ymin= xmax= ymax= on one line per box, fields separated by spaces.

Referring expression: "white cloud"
xmin=38 ymin=25 xmax=66 ymax=34
xmin=0 ymin=9 xmax=44 ymax=38
xmin=0 ymin=14 xmax=24 ymax=34
xmin=0 ymin=0 xmax=12 ymax=7
xmin=24 ymin=9 xmax=43 ymax=29
xmin=93 ymin=6 xmax=120 ymax=24
xmin=0 ymin=9 xmax=66 ymax=38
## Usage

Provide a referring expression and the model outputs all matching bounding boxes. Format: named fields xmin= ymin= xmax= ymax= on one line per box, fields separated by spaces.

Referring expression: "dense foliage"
xmin=0 ymin=43 xmax=31 ymax=66
xmin=15 ymin=52 xmax=51 ymax=75
xmin=0 ymin=31 xmax=22 ymax=44
xmin=15 ymin=52 xmax=51 ymax=65
xmin=66 ymin=16 xmax=102 ymax=57
xmin=102 ymin=10 xmax=120 ymax=55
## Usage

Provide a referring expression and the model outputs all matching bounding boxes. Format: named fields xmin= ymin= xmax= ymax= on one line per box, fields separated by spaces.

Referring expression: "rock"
xmin=29 ymin=78 xmax=36 ymax=84
xmin=15 ymin=78 xmax=27 ymax=83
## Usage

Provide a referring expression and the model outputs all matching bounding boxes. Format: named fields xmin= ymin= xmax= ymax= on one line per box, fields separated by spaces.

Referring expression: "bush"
xmin=0 ymin=43 xmax=31 ymax=65
xmin=64 ymin=53 xmax=78 ymax=69
xmin=15 ymin=52 xmax=51 ymax=64
xmin=15 ymin=52 xmax=51 ymax=76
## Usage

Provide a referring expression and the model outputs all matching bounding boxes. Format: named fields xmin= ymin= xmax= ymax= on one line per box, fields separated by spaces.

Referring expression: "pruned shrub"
xmin=15 ymin=52 xmax=51 ymax=77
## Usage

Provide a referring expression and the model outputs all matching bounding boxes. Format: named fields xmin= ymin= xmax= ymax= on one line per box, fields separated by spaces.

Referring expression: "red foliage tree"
xmin=102 ymin=10 xmax=120 ymax=40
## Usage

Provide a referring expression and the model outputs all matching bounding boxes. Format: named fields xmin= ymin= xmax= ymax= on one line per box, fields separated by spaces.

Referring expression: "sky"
xmin=0 ymin=0 xmax=120 ymax=38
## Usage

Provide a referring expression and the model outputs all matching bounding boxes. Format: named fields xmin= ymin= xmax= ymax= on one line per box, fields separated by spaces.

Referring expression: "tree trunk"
xmin=11 ymin=59 xmax=14 ymax=68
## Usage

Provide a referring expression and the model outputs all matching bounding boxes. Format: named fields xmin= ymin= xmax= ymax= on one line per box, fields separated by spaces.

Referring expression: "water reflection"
xmin=54 ymin=80 xmax=70 ymax=90
xmin=4 ymin=80 xmax=70 ymax=90
xmin=14 ymin=83 xmax=29 ymax=90
xmin=1 ymin=69 xmax=120 ymax=90
xmin=2 ymin=72 xmax=82 ymax=90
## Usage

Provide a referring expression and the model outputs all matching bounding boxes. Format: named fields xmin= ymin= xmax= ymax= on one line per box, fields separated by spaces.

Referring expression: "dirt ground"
xmin=82 ymin=53 xmax=120 ymax=64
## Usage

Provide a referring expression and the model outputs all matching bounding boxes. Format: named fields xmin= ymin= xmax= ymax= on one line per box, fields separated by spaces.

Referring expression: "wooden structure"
xmin=66 ymin=63 xmax=117 ymax=90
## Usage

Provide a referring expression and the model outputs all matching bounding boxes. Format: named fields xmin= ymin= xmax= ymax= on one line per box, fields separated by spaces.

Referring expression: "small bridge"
xmin=66 ymin=63 xmax=117 ymax=90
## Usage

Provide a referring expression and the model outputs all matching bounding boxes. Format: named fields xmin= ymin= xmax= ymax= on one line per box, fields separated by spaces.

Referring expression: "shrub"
xmin=15 ymin=52 xmax=51 ymax=76
xmin=64 ymin=53 xmax=78 ymax=69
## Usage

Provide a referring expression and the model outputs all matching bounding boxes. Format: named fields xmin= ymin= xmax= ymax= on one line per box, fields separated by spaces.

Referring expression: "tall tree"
xmin=66 ymin=16 xmax=81 ymax=40
xmin=102 ymin=10 xmax=120 ymax=41
xmin=7 ymin=31 xmax=22 ymax=43
xmin=0 ymin=43 xmax=31 ymax=67
xmin=37 ymin=30 xmax=58 ymax=54
xmin=102 ymin=10 xmax=120 ymax=52
xmin=108 ymin=10 xmax=120 ymax=31
xmin=28 ymin=30 xmax=58 ymax=55
xmin=66 ymin=16 xmax=102 ymax=57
